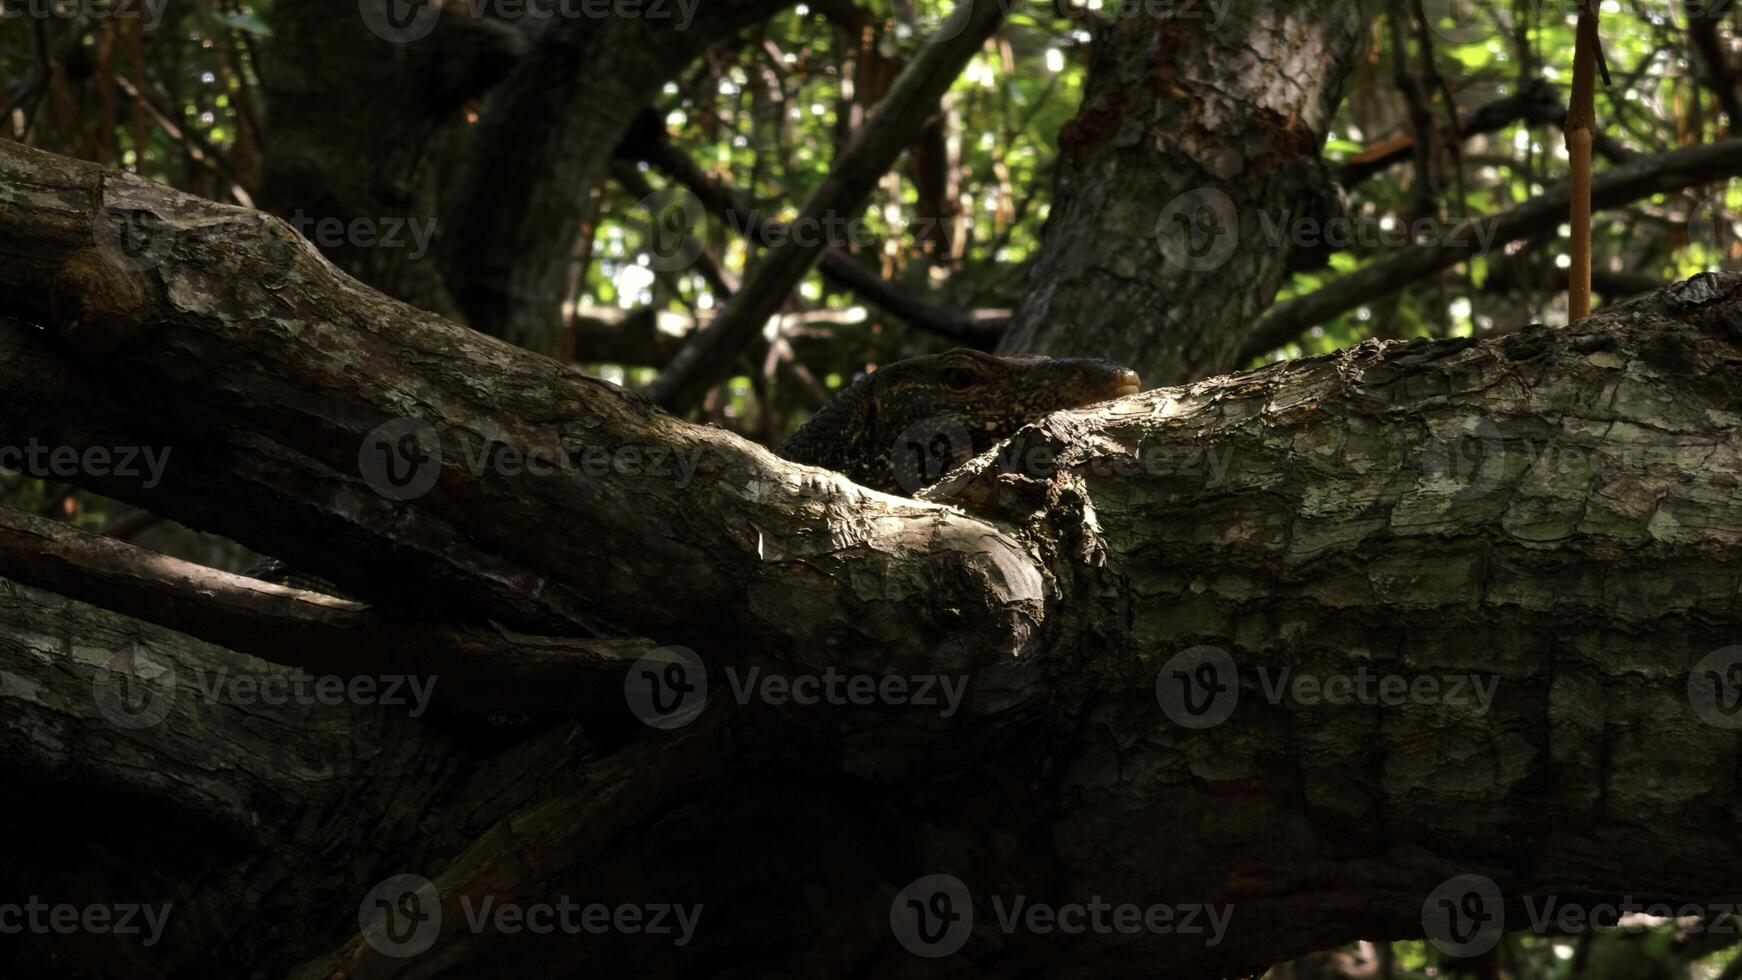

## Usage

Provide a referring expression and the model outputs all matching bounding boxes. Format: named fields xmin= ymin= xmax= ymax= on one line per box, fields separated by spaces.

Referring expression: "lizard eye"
xmin=944 ymin=368 xmax=977 ymax=391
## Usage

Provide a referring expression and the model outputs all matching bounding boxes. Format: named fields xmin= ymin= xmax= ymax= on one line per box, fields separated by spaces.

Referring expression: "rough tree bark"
xmin=435 ymin=0 xmax=797 ymax=356
xmin=1000 ymin=0 xmax=1382 ymax=385
xmin=6 ymin=141 xmax=1742 ymax=978
xmin=257 ymin=0 xmax=794 ymax=350
xmin=256 ymin=0 xmax=528 ymax=317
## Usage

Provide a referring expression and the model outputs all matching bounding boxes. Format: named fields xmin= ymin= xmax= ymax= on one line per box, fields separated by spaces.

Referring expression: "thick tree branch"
xmin=0 ymin=139 xmax=1042 ymax=685
xmin=0 ymin=574 xmax=622 ymax=977
xmin=10 ymin=134 xmax=1742 ymax=976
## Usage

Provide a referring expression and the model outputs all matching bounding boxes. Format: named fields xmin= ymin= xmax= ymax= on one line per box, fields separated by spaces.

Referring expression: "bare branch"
xmin=1238 ymin=138 xmax=1742 ymax=364
xmin=648 ymin=1 xmax=1011 ymax=410
xmin=0 ymin=506 xmax=651 ymax=717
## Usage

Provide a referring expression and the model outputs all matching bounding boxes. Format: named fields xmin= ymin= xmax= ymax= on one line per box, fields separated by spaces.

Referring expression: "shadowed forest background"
xmin=4 ymin=0 xmax=1742 ymax=976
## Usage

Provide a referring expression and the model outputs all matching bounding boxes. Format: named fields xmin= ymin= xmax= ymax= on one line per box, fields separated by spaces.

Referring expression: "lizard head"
xmin=868 ymin=348 xmax=1141 ymax=493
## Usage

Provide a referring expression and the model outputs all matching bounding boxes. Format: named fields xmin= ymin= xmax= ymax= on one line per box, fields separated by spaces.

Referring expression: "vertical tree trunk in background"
xmin=437 ymin=1 xmax=794 ymax=358
xmin=259 ymin=2 xmax=792 ymax=350
xmin=1002 ymin=0 xmax=1382 ymax=385
xmin=256 ymin=1 xmax=525 ymax=318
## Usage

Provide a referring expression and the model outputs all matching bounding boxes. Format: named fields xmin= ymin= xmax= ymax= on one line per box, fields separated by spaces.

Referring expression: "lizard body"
xmin=777 ymin=347 xmax=1140 ymax=494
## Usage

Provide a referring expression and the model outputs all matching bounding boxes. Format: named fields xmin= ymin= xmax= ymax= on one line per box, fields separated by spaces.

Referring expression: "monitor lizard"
xmin=776 ymin=347 xmax=1140 ymax=494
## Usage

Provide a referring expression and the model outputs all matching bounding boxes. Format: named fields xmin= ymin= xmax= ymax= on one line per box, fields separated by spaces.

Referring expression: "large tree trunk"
xmin=257 ymin=0 xmax=792 ymax=351
xmin=435 ymin=0 xmax=795 ymax=356
xmin=1002 ymin=0 xmax=1382 ymax=385
xmin=256 ymin=0 xmax=527 ymax=317
xmin=5 ymin=141 xmax=1742 ymax=978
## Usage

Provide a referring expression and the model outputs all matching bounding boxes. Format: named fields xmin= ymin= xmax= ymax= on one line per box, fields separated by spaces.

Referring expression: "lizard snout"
xmin=1056 ymin=359 xmax=1142 ymax=400
xmin=1110 ymin=367 xmax=1141 ymax=397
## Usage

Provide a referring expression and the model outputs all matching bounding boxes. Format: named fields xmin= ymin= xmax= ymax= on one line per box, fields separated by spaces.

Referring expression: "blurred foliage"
xmin=1277 ymin=0 xmax=1742 ymax=363
xmin=1284 ymin=924 xmax=1742 ymax=980
xmin=5 ymin=0 xmax=1737 ymax=418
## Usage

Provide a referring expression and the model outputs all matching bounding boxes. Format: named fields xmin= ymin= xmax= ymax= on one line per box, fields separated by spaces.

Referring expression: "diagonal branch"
xmin=1238 ymin=138 xmax=1742 ymax=364
xmin=622 ymin=114 xmax=1009 ymax=346
xmin=0 ymin=506 xmax=652 ymax=718
xmin=648 ymin=0 xmax=1011 ymax=411
xmin=1336 ymin=78 xmax=1637 ymax=190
